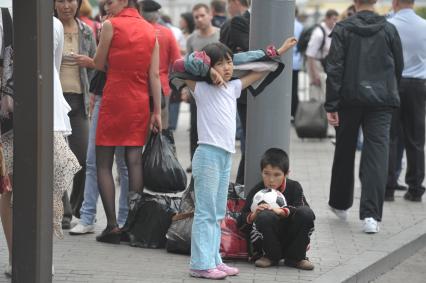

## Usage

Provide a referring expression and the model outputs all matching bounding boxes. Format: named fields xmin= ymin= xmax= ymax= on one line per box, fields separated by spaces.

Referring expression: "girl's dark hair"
xmin=180 ymin=12 xmax=195 ymax=34
xmin=260 ymin=148 xmax=290 ymax=174
xmin=54 ymin=0 xmax=83 ymax=19
xmin=202 ymin=42 xmax=233 ymax=66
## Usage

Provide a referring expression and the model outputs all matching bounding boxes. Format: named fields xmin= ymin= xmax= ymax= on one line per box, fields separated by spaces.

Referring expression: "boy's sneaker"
xmin=69 ymin=223 xmax=95 ymax=235
xmin=363 ymin=217 xmax=379 ymax=234
xmin=216 ymin=263 xmax=239 ymax=276
xmin=329 ymin=206 xmax=348 ymax=221
xmin=284 ymin=258 xmax=315 ymax=270
xmin=189 ymin=268 xmax=227 ymax=279
xmin=254 ymin=257 xmax=275 ymax=268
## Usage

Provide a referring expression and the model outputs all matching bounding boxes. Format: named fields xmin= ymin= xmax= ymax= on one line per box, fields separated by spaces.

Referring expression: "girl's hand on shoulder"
xmin=210 ymin=68 xmax=226 ymax=88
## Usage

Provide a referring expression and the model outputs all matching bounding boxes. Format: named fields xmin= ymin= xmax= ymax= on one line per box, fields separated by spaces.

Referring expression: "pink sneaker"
xmin=217 ymin=263 xmax=239 ymax=276
xmin=189 ymin=268 xmax=227 ymax=279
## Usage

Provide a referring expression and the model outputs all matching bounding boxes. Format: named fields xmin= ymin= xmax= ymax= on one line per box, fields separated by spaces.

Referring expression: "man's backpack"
xmin=296 ymin=24 xmax=326 ymax=55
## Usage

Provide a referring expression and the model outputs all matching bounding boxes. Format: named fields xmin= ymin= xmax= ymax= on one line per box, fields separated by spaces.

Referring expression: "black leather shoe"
xmin=384 ymin=194 xmax=395 ymax=202
xmin=62 ymin=218 xmax=71 ymax=230
xmin=384 ymin=189 xmax=395 ymax=202
xmin=96 ymin=226 xmax=121 ymax=244
xmin=396 ymin=184 xmax=408 ymax=191
xmin=404 ymin=191 xmax=422 ymax=202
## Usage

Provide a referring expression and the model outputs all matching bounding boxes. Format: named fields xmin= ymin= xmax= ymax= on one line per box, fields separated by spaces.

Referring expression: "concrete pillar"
xmin=13 ymin=0 xmax=53 ymax=282
xmin=245 ymin=0 xmax=295 ymax=191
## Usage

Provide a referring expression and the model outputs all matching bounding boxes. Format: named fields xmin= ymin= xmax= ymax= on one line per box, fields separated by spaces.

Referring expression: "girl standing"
xmin=183 ymin=39 xmax=296 ymax=279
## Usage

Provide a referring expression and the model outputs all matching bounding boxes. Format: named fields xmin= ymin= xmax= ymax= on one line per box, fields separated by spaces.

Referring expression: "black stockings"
xmin=96 ymin=146 xmax=144 ymax=227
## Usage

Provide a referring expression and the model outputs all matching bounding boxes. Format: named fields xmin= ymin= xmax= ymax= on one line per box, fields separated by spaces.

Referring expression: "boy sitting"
xmin=238 ymin=148 xmax=315 ymax=270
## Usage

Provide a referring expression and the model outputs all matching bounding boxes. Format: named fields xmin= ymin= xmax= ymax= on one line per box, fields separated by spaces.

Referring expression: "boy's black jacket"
xmin=237 ymin=178 xmax=310 ymax=230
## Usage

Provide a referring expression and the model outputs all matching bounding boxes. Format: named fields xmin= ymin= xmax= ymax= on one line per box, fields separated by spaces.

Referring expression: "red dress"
xmin=96 ymin=8 xmax=155 ymax=146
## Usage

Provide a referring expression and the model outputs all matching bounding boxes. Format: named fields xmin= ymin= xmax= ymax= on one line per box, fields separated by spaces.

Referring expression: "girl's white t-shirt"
xmin=193 ymin=79 xmax=242 ymax=153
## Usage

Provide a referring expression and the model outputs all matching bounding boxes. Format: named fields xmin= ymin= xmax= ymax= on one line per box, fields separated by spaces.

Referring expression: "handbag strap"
xmin=171 ymin=211 xmax=194 ymax=221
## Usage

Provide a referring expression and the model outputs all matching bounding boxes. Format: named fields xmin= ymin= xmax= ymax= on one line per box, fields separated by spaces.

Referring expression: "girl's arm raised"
xmin=240 ymin=71 xmax=269 ymax=90
xmin=277 ymin=37 xmax=298 ymax=56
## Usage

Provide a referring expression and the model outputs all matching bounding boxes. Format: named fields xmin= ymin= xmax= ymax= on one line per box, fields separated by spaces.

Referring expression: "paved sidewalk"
xmin=372 ymin=246 xmax=426 ymax=283
xmin=0 ymin=103 xmax=425 ymax=283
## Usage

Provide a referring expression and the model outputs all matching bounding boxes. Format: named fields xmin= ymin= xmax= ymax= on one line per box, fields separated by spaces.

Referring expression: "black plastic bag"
xmin=166 ymin=179 xmax=195 ymax=254
xmin=126 ymin=193 xmax=180 ymax=249
xmin=142 ymin=133 xmax=187 ymax=193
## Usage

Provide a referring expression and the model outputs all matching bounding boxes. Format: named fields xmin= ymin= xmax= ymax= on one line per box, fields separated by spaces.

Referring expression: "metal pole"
xmin=245 ymin=0 xmax=294 ymax=191
xmin=12 ymin=0 xmax=53 ymax=282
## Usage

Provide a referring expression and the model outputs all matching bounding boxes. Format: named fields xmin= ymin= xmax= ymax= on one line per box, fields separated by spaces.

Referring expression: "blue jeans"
xmin=80 ymin=96 xmax=129 ymax=227
xmin=168 ymin=101 xmax=180 ymax=131
xmin=190 ymin=144 xmax=232 ymax=270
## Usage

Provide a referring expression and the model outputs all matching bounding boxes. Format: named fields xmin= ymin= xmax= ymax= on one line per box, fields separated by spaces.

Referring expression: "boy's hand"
xmin=271 ymin=207 xmax=288 ymax=218
xmin=249 ymin=203 xmax=271 ymax=222
xmin=277 ymin=37 xmax=298 ymax=55
xmin=210 ymin=68 xmax=226 ymax=88
xmin=256 ymin=203 xmax=271 ymax=211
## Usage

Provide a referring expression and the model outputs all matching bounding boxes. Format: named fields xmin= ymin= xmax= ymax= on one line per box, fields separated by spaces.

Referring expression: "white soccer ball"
xmin=250 ymin=188 xmax=287 ymax=212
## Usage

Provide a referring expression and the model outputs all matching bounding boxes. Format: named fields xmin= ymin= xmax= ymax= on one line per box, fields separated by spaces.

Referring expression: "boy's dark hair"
xmin=202 ymin=42 xmax=233 ymax=66
xmin=260 ymin=148 xmax=289 ymax=174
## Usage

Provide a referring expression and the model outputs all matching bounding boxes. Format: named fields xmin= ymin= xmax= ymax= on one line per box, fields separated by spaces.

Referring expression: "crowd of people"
xmin=0 ymin=0 xmax=424 ymax=280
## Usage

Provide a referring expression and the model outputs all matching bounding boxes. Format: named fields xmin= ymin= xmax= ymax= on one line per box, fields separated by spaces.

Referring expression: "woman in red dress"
xmin=93 ymin=0 xmax=162 ymax=243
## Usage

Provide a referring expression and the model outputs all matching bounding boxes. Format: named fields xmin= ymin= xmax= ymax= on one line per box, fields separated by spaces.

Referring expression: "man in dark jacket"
xmin=220 ymin=0 xmax=250 ymax=185
xmin=325 ymin=0 xmax=403 ymax=234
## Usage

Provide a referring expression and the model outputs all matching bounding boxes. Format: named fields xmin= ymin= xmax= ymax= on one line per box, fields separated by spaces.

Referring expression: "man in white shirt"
xmin=386 ymin=0 xmax=426 ymax=202
xmin=306 ymin=10 xmax=338 ymax=102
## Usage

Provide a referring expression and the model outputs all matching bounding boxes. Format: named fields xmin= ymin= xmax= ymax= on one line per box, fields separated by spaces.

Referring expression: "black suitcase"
xmin=294 ymin=100 xmax=328 ymax=138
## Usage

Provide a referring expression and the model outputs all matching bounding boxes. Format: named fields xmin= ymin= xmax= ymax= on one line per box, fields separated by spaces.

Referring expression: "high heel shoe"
xmin=96 ymin=225 xmax=121 ymax=244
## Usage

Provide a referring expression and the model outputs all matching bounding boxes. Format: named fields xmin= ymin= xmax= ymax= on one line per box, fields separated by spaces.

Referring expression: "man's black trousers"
xmin=254 ymin=207 xmax=315 ymax=262
xmin=387 ymin=79 xmax=426 ymax=197
xmin=329 ymin=108 xmax=392 ymax=221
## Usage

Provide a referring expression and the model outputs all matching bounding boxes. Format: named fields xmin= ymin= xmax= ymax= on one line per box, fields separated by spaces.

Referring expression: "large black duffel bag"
xmin=294 ymin=100 xmax=328 ymax=139
xmin=125 ymin=193 xmax=181 ymax=249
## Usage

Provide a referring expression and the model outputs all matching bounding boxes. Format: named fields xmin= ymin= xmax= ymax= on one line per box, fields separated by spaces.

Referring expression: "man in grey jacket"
xmin=325 ymin=0 xmax=403 ymax=234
